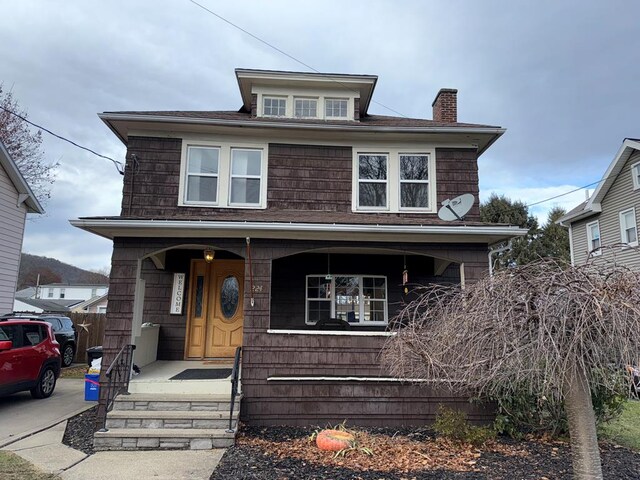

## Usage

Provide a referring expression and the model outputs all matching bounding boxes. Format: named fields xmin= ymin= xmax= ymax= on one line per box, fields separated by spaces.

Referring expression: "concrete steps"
xmin=94 ymin=393 xmax=241 ymax=451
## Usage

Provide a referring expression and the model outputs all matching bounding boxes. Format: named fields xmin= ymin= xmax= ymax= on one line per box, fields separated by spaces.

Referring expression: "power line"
xmin=0 ymin=105 xmax=124 ymax=174
xmin=187 ymin=0 xmax=409 ymax=118
xmin=526 ymin=178 xmax=604 ymax=207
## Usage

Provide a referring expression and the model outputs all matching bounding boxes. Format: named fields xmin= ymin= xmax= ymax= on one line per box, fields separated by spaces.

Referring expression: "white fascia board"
xmin=588 ymin=139 xmax=640 ymax=208
xmin=70 ymin=218 xmax=529 ymax=243
xmin=0 ymin=141 xmax=44 ymax=214
xmin=557 ymin=203 xmax=602 ymax=226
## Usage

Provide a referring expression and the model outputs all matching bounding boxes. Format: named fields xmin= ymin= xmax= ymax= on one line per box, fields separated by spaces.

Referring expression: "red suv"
xmin=0 ymin=319 xmax=61 ymax=398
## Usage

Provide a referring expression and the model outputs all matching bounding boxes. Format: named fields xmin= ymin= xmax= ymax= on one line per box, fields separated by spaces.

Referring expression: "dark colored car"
xmin=0 ymin=314 xmax=77 ymax=367
xmin=0 ymin=319 xmax=61 ymax=398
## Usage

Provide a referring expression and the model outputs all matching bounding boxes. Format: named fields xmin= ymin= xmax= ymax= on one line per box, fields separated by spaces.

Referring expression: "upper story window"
xmin=620 ymin=208 xmax=638 ymax=247
xmin=60 ymin=288 xmax=65 ymax=299
xmin=180 ymin=139 xmax=268 ymax=209
xmin=47 ymin=288 xmax=54 ymax=298
xmin=632 ymin=161 xmax=640 ymax=190
xmin=586 ymin=220 xmax=601 ymax=256
xmin=353 ymin=148 xmax=436 ymax=213
xmin=325 ymin=98 xmax=348 ymax=118
xmin=294 ymin=98 xmax=317 ymax=118
xmin=263 ymin=97 xmax=286 ymax=117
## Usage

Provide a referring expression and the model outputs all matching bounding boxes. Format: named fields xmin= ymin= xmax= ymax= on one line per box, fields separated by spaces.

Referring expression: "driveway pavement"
xmin=0 ymin=378 xmax=91 ymax=447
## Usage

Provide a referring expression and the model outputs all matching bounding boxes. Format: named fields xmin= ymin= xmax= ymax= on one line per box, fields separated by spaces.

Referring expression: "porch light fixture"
xmin=204 ymin=248 xmax=215 ymax=263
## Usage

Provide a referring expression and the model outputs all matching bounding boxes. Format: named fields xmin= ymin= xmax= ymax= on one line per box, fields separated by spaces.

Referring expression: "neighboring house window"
xmin=60 ymin=288 xmax=65 ymax=299
xmin=91 ymin=288 xmax=97 ymax=297
xmin=185 ymin=146 xmax=219 ymax=204
xmin=47 ymin=288 xmax=54 ymax=298
xmin=180 ymin=141 xmax=267 ymax=209
xmin=325 ymin=98 xmax=348 ymax=118
xmin=400 ymin=154 xmax=430 ymax=209
xmin=97 ymin=306 xmax=107 ymax=314
xmin=263 ymin=97 xmax=286 ymax=117
xmin=306 ymin=275 xmax=387 ymax=325
xmin=294 ymin=98 xmax=317 ymax=118
xmin=229 ymin=149 xmax=262 ymax=205
xmin=632 ymin=161 xmax=640 ymax=190
xmin=586 ymin=221 xmax=601 ymax=256
xmin=620 ymin=208 xmax=638 ymax=247
xmin=357 ymin=154 xmax=388 ymax=209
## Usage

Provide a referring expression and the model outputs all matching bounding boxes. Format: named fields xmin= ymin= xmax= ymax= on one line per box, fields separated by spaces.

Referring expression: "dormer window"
xmin=263 ymin=97 xmax=286 ymax=117
xmin=325 ymin=98 xmax=348 ymax=118
xmin=294 ymin=98 xmax=317 ymax=118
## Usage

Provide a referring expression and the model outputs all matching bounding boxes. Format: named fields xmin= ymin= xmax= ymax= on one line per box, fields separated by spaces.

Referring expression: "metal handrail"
xmin=98 ymin=343 xmax=136 ymax=431
xmin=226 ymin=346 xmax=242 ymax=433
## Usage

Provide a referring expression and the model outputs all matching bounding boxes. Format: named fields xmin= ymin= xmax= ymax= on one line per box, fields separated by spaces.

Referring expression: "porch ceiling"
xmin=70 ymin=218 xmax=528 ymax=245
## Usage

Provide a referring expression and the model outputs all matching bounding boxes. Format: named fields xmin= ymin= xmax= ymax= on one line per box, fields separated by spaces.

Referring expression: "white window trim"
xmin=262 ymin=96 xmax=287 ymax=117
xmin=356 ymin=153 xmax=389 ymax=211
xmin=632 ymin=161 xmax=640 ymax=191
xmin=183 ymin=145 xmax=220 ymax=206
xmin=178 ymin=138 xmax=268 ymax=209
xmin=586 ymin=220 xmax=601 ymax=256
xmin=352 ymin=147 xmax=437 ymax=213
xmin=305 ymin=274 xmax=388 ymax=326
xmin=293 ymin=97 xmax=319 ymax=119
xmin=254 ymin=87 xmax=357 ymax=121
xmin=619 ymin=207 xmax=638 ymax=247
xmin=325 ymin=98 xmax=349 ymax=119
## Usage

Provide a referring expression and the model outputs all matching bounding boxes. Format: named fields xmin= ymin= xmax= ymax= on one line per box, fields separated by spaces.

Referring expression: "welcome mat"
xmin=169 ymin=368 xmax=232 ymax=380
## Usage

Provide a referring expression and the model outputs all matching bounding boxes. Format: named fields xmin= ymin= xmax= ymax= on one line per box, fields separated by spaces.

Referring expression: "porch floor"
xmin=129 ymin=360 xmax=236 ymax=395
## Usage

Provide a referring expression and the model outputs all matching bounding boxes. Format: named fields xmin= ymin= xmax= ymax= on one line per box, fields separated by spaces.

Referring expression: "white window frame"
xmin=293 ymin=97 xmax=318 ymax=118
xmin=352 ymin=147 xmax=437 ymax=213
xmin=178 ymin=138 xmax=268 ymax=209
xmin=632 ymin=161 xmax=640 ymax=191
xmin=398 ymin=153 xmax=432 ymax=211
xmin=183 ymin=145 xmax=220 ymax=206
xmin=325 ymin=98 xmax=349 ymax=119
xmin=228 ymin=148 xmax=264 ymax=207
xmin=60 ymin=288 xmax=65 ymax=299
xmin=586 ymin=220 xmax=601 ymax=256
xmin=356 ymin=153 xmax=389 ymax=211
xmin=619 ymin=207 xmax=638 ymax=247
xmin=262 ymin=96 xmax=287 ymax=117
xmin=305 ymin=274 xmax=388 ymax=326
xmin=47 ymin=288 xmax=54 ymax=298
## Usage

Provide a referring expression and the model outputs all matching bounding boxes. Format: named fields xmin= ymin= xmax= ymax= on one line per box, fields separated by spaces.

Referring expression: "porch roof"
xmin=70 ymin=218 xmax=528 ymax=245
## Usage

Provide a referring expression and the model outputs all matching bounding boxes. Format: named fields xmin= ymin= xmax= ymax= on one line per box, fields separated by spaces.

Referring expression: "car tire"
xmin=30 ymin=366 xmax=57 ymax=399
xmin=62 ymin=344 xmax=75 ymax=367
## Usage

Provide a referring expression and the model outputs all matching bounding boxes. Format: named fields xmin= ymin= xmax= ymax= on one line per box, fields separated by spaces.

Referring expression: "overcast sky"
xmin=2 ymin=1 xmax=639 ymax=271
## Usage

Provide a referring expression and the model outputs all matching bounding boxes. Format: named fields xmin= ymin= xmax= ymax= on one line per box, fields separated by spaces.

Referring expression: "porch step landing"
xmin=94 ymin=393 xmax=241 ymax=451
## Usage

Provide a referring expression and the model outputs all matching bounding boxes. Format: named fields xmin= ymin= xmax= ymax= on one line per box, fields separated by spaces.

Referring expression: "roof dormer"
xmin=235 ymin=69 xmax=377 ymax=121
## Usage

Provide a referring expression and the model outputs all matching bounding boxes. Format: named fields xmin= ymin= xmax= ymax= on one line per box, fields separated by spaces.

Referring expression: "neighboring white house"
xmin=558 ymin=138 xmax=640 ymax=269
xmin=34 ymin=284 xmax=108 ymax=300
xmin=13 ymin=283 xmax=109 ymax=314
xmin=0 ymin=140 xmax=44 ymax=315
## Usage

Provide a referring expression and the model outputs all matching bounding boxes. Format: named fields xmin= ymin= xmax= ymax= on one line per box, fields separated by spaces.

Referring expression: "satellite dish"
xmin=438 ymin=193 xmax=475 ymax=221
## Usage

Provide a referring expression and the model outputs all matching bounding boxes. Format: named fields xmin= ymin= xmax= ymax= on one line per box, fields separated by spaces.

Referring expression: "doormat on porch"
xmin=169 ymin=368 xmax=232 ymax=380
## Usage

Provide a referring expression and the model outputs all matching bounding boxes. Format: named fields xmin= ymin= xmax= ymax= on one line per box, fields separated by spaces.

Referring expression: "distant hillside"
xmin=18 ymin=253 xmax=109 ymax=290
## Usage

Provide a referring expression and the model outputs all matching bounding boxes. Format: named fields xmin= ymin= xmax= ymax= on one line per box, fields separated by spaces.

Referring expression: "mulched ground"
xmin=210 ymin=425 xmax=640 ymax=480
xmin=62 ymin=405 xmax=97 ymax=455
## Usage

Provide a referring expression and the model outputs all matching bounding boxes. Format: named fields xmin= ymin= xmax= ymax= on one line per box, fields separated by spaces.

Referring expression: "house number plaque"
xmin=170 ymin=273 xmax=186 ymax=314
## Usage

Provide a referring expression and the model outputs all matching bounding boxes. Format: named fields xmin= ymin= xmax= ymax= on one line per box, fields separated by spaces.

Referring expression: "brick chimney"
xmin=432 ymin=88 xmax=458 ymax=123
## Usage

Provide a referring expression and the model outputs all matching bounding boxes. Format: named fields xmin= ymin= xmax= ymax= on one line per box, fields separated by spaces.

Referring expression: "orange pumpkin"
xmin=316 ymin=429 xmax=355 ymax=451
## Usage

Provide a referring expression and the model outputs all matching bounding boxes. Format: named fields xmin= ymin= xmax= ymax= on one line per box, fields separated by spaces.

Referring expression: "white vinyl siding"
xmin=0 ymin=163 xmax=28 ymax=314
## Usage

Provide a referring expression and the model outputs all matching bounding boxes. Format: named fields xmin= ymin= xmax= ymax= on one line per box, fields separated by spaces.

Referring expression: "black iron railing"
xmin=226 ymin=346 xmax=242 ymax=433
xmin=98 ymin=344 xmax=136 ymax=432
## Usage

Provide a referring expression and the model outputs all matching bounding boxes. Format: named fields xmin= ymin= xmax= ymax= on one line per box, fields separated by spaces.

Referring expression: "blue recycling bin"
xmin=84 ymin=374 xmax=100 ymax=401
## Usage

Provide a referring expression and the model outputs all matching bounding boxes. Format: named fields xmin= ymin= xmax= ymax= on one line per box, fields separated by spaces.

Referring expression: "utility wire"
xmin=526 ymin=178 xmax=604 ymax=207
xmin=0 ymin=105 xmax=124 ymax=174
xmin=187 ymin=0 xmax=409 ymax=118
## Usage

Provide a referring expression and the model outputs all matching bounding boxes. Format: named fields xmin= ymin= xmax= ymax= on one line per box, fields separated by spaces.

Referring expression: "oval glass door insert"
xmin=221 ymin=276 xmax=240 ymax=318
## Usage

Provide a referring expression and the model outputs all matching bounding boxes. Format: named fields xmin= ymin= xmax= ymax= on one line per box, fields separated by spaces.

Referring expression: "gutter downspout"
xmin=488 ymin=240 xmax=513 ymax=277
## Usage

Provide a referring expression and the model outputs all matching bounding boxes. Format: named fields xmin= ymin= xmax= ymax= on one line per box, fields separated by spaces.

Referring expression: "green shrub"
xmin=433 ymin=405 xmax=495 ymax=446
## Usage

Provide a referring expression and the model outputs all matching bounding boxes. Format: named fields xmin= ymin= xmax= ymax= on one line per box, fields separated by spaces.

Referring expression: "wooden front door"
xmin=185 ymin=259 xmax=244 ymax=359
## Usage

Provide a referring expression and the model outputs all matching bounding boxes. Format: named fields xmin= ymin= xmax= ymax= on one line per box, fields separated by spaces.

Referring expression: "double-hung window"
xmin=358 ymin=154 xmax=388 ymax=209
xmin=325 ymin=98 xmax=348 ymax=118
xmin=400 ymin=154 xmax=430 ymax=209
xmin=620 ymin=208 xmax=638 ymax=247
xmin=185 ymin=146 xmax=219 ymax=204
xmin=632 ymin=162 xmax=640 ymax=190
xmin=306 ymin=275 xmax=388 ymax=325
xmin=230 ymin=149 xmax=262 ymax=205
xmin=263 ymin=97 xmax=286 ymax=117
xmin=294 ymin=98 xmax=317 ymax=118
xmin=586 ymin=221 xmax=601 ymax=255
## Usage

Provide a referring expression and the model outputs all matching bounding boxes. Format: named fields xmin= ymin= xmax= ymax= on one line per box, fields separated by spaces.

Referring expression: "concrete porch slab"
xmin=129 ymin=360 xmax=236 ymax=395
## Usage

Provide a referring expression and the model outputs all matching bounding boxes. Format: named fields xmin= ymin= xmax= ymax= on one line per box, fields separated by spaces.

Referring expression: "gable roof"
xmin=558 ymin=138 xmax=640 ymax=225
xmin=0 ymin=140 xmax=44 ymax=214
xmin=15 ymin=297 xmax=84 ymax=312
